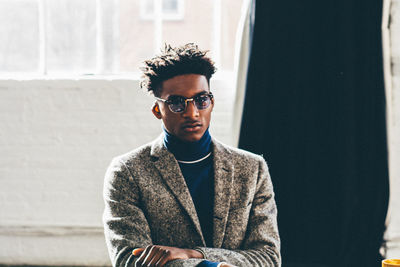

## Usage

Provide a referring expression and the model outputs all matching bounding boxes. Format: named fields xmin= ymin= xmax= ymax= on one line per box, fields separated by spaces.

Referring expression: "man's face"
xmin=152 ymin=74 xmax=214 ymax=142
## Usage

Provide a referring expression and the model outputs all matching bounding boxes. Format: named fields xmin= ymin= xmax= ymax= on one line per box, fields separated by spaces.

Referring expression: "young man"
xmin=103 ymin=44 xmax=281 ymax=267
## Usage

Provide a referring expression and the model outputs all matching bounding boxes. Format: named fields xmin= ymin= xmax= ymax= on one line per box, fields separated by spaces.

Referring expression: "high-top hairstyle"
xmin=140 ymin=43 xmax=216 ymax=97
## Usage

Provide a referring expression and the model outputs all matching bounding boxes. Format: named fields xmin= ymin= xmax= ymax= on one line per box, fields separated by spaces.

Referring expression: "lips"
xmin=182 ymin=122 xmax=202 ymax=132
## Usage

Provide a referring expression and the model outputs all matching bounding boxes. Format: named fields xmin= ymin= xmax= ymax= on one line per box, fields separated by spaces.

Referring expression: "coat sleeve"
xmin=103 ymin=157 xmax=154 ymax=267
xmin=103 ymin=157 xmax=210 ymax=267
xmin=194 ymin=157 xmax=281 ymax=267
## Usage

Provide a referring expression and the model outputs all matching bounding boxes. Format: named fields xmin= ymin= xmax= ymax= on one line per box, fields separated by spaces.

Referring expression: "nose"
xmin=182 ymin=99 xmax=199 ymax=118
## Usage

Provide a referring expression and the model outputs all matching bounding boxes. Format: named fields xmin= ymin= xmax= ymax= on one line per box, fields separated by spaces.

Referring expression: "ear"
xmin=210 ymin=96 xmax=215 ymax=111
xmin=152 ymin=103 xmax=162 ymax=119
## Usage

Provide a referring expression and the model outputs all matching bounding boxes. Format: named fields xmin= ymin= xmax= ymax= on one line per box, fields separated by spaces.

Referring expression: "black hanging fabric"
xmin=238 ymin=1 xmax=389 ymax=267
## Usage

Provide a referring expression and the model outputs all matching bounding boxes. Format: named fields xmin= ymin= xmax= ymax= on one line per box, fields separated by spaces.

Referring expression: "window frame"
xmin=139 ymin=0 xmax=184 ymax=21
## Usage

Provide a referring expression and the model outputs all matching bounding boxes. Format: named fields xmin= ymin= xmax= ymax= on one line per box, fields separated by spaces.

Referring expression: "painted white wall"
xmin=0 ymin=77 xmax=234 ymax=266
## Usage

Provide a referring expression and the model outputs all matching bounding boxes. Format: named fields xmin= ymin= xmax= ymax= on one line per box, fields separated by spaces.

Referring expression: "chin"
xmin=180 ymin=133 xmax=203 ymax=142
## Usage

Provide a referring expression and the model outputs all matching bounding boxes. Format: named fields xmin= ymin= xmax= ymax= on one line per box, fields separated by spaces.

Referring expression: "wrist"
xmin=186 ymin=248 xmax=204 ymax=259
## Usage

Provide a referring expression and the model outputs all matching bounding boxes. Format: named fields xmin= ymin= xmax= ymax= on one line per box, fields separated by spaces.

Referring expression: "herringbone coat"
xmin=103 ymin=135 xmax=281 ymax=267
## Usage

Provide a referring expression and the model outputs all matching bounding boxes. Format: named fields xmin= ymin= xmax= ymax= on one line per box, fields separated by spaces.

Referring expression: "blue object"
xmin=197 ymin=260 xmax=221 ymax=267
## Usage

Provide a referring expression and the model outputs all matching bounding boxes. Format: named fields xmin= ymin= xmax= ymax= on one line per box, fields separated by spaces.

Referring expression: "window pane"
xmin=144 ymin=0 xmax=154 ymax=16
xmin=220 ymin=0 xmax=243 ymax=72
xmin=162 ymin=0 xmax=213 ymax=60
xmin=120 ymin=0 xmax=243 ymax=74
xmin=120 ymin=0 xmax=156 ymax=73
xmin=162 ymin=0 xmax=178 ymax=14
xmin=0 ymin=0 xmax=39 ymax=72
xmin=46 ymin=0 xmax=97 ymax=74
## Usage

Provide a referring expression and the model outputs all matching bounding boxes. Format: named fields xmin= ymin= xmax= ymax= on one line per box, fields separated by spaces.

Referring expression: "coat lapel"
xmin=211 ymin=138 xmax=234 ymax=248
xmin=150 ymin=135 xmax=206 ymax=246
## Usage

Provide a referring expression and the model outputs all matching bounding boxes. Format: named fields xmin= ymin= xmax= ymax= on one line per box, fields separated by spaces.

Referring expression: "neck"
xmin=163 ymin=127 xmax=212 ymax=161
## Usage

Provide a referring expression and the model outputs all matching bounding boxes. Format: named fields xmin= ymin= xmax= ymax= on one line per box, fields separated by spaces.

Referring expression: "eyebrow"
xmin=168 ymin=91 xmax=209 ymax=99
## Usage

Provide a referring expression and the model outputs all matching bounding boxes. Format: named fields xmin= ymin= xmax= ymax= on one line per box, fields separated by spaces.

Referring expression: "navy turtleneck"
xmin=163 ymin=127 xmax=212 ymax=161
xmin=163 ymin=127 xmax=214 ymax=247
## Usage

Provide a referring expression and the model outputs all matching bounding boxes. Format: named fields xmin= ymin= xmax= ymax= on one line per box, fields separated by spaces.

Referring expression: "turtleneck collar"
xmin=163 ymin=126 xmax=212 ymax=161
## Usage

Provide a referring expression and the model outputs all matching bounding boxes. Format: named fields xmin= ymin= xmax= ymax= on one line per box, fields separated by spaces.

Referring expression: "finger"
xmin=135 ymin=245 xmax=153 ymax=267
xmin=132 ymin=248 xmax=145 ymax=257
xmin=147 ymin=247 xmax=164 ymax=266
xmin=155 ymin=249 xmax=172 ymax=267
xmin=142 ymin=245 xmax=158 ymax=266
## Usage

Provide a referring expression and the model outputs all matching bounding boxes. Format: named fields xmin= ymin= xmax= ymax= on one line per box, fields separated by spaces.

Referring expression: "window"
xmin=0 ymin=0 xmax=244 ymax=76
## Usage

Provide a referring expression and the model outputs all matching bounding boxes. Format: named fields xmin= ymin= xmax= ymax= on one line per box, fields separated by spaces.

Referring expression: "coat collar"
xmin=150 ymin=134 xmax=234 ymax=248
xmin=210 ymin=138 xmax=234 ymax=248
xmin=150 ymin=134 xmax=206 ymax=245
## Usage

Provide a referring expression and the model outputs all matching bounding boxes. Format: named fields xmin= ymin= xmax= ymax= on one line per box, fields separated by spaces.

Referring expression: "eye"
xmin=168 ymin=95 xmax=185 ymax=105
xmin=196 ymin=95 xmax=209 ymax=106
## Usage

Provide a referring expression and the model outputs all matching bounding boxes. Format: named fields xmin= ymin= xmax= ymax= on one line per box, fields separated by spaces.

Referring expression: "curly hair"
xmin=140 ymin=43 xmax=217 ymax=96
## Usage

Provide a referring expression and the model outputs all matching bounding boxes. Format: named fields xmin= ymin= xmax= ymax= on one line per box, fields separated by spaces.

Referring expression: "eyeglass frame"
xmin=154 ymin=92 xmax=214 ymax=113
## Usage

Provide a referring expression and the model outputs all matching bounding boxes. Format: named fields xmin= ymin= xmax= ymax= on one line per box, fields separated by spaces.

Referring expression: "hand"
xmin=219 ymin=263 xmax=236 ymax=267
xmin=132 ymin=245 xmax=203 ymax=267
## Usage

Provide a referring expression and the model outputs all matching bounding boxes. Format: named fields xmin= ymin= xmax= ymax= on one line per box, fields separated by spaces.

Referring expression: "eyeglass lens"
xmin=168 ymin=94 xmax=212 ymax=113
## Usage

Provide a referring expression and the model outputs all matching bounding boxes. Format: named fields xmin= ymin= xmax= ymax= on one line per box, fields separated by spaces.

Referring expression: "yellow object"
xmin=382 ymin=259 xmax=400 ymax=267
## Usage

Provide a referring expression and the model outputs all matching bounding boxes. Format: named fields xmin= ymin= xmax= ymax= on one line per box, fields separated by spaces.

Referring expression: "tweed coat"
xmin=103 ymin=135 xmax=281 ymax=267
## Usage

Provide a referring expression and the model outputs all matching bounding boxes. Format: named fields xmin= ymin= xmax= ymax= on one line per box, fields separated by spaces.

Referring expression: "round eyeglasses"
xmin=155 ymin=92 xmax=213 ymax=113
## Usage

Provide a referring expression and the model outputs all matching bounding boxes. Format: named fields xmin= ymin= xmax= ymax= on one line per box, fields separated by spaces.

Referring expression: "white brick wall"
xmin=0 ymin=77 xmax=234 ymax=266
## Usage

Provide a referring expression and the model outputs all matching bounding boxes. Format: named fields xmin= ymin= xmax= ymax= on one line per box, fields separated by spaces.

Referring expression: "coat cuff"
xmin=194 ymin=247 xmax=207 ymax=259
